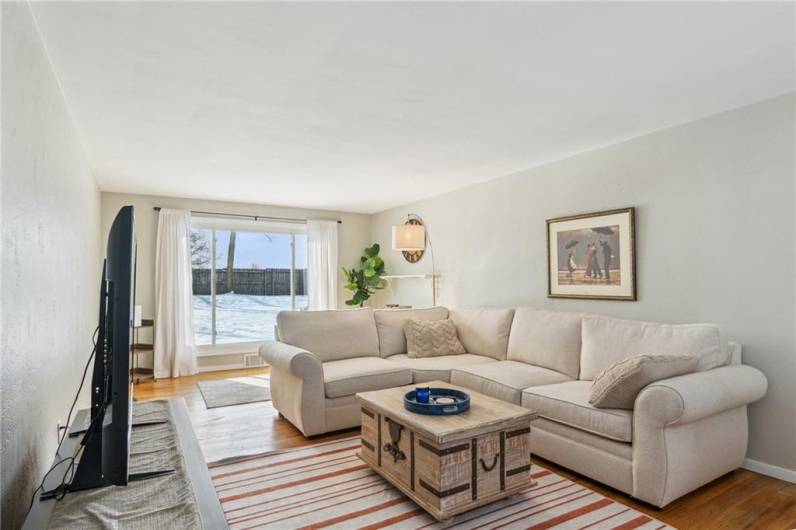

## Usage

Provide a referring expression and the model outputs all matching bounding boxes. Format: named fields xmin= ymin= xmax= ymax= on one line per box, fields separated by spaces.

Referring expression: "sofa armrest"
xmin=632 ymin=364 xmax=767 ymax=507
xmin=259 ymin=341 xmax=326 ymax=436
xmin=259 ymin=341 xmax=323 ymax=379
xmin=635 ymin=364 xmax=767 ymax=425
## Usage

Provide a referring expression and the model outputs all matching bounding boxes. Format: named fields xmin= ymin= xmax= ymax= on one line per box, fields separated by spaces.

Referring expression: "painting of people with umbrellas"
xmin=547 ymin=208 xmax=636 ymax=300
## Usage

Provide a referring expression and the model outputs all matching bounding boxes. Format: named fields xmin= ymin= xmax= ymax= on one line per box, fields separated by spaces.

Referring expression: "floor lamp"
xmin=391 ymin=214 xmax=437 ymax=305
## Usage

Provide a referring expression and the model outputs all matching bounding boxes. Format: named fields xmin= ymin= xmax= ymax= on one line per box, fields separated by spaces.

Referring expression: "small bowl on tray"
xmin=404 ymin=388 xmax=470 ymax=415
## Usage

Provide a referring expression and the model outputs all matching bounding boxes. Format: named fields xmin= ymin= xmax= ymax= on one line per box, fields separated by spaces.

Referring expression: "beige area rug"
xmin=197 ymin=375 xmax=271 ymax=409
xmin=209 ymin=437 xmax=673 ymax=529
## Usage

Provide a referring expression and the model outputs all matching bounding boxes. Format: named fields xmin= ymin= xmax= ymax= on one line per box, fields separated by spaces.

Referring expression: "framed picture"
xmin=547 ymin=207 xmax=636 ymax=300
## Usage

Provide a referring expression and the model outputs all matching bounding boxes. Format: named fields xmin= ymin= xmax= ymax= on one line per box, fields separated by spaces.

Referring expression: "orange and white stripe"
xmin=209 ymin=437 xmax=671 ymax=530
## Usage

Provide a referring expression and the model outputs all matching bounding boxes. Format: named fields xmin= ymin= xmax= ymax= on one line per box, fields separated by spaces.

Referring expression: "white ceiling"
xmin=31 ymin=2 xmax=794 ymax=214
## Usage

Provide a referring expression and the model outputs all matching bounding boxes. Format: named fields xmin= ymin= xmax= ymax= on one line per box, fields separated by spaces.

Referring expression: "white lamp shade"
xmin=392 ymin=224 xmax=426 ymax=251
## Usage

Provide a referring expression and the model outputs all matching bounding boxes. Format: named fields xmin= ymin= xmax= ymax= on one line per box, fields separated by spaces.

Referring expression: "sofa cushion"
xmin=449 ymin=307 xmax=515 ymax=360
xmin=374 ymin=307 xmax=449 ymax=356
xmin=507 ymin=308 xmax=584 ymax=379
xmin=323 ymin=357 xmax=411 ymax=398
xmin=451 ymin=360 xmax=572 ymax=404
xmin=387 ymin=354 xmax=497 ymax=383
xmin=277 ymin=308 xmax=380 ymax=362
xmin=580 ymin=315 xmax=729 ymax=380
xmin=532 ymin=417 xmax=632 ymax=460
xmin=405 ymin=319 xmax=466 ymax=358
xmin=521 ymin=381 xmax=633 ymax=442
xmin=589 ymin=354 xmax=698 ymax=409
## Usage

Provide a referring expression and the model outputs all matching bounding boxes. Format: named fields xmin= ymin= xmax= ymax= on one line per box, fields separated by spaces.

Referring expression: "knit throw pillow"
xmin=404 ymin=319 xmax=466 ymax=358
xmin=589 ymin=354 xmax=698 ymax=409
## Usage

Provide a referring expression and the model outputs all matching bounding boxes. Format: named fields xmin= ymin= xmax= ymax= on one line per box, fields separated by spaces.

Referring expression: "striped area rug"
xmin=209 ymin=437 xmax=672 ymax=530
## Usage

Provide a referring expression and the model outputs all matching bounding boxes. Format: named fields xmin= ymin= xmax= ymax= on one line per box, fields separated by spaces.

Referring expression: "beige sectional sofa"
xmin=259 ymin=306 xmax=767 ymax=507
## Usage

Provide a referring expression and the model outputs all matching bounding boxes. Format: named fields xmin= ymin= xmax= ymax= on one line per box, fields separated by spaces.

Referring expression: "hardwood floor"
xmin=133 ymin=367 xmax=357 ymax=463
xmin=137 ymin=368 xmax=796 ymax=529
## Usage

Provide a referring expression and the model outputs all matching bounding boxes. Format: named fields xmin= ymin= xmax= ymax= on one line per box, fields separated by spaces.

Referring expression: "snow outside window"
xmin=190 ymin=217 xmax=308 ymax=350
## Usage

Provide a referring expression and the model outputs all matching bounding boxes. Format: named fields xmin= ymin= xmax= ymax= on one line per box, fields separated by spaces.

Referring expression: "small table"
xmin=356 ymin=381 xmax=537 ymax=522
xmin=133 ymin=318 xmax=155 ymax=384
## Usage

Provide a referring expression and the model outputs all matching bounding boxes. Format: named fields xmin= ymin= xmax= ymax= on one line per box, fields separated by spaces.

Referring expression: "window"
xmin=190 ymin=218 xmax=308 ymax=350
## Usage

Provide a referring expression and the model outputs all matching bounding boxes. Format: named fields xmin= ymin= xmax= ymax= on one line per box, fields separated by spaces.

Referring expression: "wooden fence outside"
xmin=192 ymin=268 xmax=306 ymax=296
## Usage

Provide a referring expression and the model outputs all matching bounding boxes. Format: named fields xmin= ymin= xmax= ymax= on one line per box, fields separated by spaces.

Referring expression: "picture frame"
xmin=547 ymin=207 xmax=636 ymax=301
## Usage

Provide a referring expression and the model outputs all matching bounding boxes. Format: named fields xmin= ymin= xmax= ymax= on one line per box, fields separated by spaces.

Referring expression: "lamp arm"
xmin=406 ymin=213 xmax=436 ymax=305
xmin=428 ymin=234 xmax=437 ymax=306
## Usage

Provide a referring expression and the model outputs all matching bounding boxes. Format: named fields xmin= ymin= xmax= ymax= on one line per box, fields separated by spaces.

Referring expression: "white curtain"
xmin=154 ymin=208 xmax=198 ymax=378
xmin=307 ymin=219 xmax=339 ymax=310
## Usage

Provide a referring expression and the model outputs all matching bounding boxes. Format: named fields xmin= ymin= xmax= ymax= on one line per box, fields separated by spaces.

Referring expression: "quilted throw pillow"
xmin=589 ymin=354 xmax=698 ymax=409
xmin=404 ymin=319 xmax=466 ymax=358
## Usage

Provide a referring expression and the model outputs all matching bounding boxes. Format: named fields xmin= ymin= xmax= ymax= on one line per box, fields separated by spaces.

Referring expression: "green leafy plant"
xmin=342 ymin=243 xmax=386 ymax=307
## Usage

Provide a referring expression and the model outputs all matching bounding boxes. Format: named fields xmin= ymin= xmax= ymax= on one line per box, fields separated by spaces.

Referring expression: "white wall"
xmin=100 ymin=192 xmax=373 ymax=370
xmin=372 ymin=94 xmax=796 ymax=474
xmin=1 ymin=3 xmax=102 ymax=528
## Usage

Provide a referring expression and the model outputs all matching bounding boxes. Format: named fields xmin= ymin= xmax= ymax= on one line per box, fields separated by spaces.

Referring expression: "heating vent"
xmin=244 ymin=353 xmax=265 ymax=368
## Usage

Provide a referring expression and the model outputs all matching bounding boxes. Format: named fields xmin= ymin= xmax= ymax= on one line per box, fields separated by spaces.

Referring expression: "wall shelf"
xmin=381 ymin=274 xmax=437 ymax=279
xmin=379 ymin=274 xmax=439 ymax=306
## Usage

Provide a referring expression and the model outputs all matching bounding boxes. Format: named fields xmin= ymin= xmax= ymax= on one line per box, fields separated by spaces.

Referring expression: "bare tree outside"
xmin=191 ymin=230 xmax=211 ymax=268
xmin=190 ymin=229 xmax=309 ymax=345
xmin=225 ymin=231 xmax=236 ymax=292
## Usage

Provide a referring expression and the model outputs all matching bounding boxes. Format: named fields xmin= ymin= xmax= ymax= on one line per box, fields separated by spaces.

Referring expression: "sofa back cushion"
xmin=580 ymin=315 xmax=729 ymax=380
xmin=449 ymin=307 xmax=515 ymax=360
xmin=373 ymin=306 xmax=449 ymax=356
xmin=507 ymin=308 xmax=583 ymax=379
xmin=728 ymin=341 xmax=742 ymax=365
xmin=276 ymin=308 xmax=379 ymax=362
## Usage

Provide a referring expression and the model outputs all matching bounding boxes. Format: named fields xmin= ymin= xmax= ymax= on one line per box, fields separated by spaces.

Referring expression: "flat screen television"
xmin=40 ymin=206 xmax=171 ymax=501
xmin=67 ymin=205 xmax=136 ymax=491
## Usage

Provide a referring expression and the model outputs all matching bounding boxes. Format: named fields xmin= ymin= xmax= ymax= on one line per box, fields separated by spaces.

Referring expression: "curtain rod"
xmin=152 ymin=206 xmax=342 ymax=224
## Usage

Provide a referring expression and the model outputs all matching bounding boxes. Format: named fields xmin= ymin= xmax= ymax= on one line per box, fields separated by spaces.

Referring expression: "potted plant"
xmin=342 ymin=244 xmax=385 ymax=307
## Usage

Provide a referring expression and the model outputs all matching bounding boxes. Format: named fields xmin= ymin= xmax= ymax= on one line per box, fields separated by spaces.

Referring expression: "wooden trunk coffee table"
xmin=356 ymin=381 xmax=537 ymax=522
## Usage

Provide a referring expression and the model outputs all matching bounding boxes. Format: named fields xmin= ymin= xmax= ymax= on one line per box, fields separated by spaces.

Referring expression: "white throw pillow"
xmin=404 ymin=319 xmax=466 ymax=358
xmin=589 ymin=354 xmax=698 ymax=409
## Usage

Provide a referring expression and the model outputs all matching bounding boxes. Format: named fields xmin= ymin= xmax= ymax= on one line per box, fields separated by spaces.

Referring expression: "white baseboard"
xmin=743 ymin=458 xmax=796 ymax=483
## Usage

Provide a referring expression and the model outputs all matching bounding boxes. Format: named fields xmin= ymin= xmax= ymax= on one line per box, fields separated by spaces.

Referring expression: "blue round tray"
xmin=404 ymin=388 xmax=470 ymax=415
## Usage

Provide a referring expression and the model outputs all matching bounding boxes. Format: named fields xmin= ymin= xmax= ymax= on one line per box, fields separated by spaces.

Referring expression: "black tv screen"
xmin=68 ymin=205 xmax=135 ymax=491
xmin=102 ymin=204 xmax=136 ymax=484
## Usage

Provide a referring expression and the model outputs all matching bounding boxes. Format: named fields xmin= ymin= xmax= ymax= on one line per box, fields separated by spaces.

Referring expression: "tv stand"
xmin=24 ymin=399 xmax=227 ymax=529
